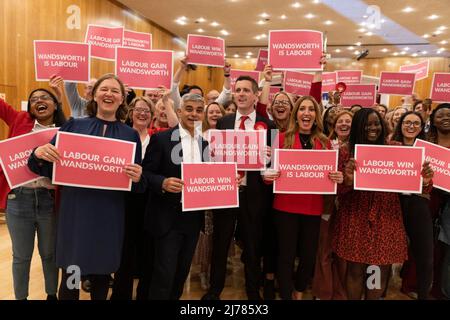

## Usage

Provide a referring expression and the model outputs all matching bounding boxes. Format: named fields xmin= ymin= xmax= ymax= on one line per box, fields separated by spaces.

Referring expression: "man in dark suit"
xmin=202 ymin=76 xmax=276 ymax=300
xmin=142 ymin=93 xmax=208 ymax=300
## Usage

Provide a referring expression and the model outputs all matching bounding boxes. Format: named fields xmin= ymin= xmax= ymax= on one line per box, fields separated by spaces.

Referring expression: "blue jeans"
xmin=6 ymin=187 xmax=58 ymax=299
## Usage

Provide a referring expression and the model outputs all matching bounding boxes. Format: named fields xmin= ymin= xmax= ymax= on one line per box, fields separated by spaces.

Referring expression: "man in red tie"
xmin=202 ymin=76 xmax=276 ymax=300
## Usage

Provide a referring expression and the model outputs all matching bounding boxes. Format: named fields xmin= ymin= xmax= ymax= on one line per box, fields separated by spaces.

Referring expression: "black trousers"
xmin=209 ymin=189 xmax=265 ymax=298
xmin=400 ymin=195 xmax=434 ymax=300
xmin=59 ymin=269 xmax=110 ymax=300
xmin=275 ymin=210 xmax=321 ymax=300
xmin=148 ymin=214 xmax=202 ymax=300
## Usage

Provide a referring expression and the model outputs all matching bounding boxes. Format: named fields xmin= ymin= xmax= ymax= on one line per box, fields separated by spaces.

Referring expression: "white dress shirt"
xmin=234 ymin=110 xmax=257 ymax=186
xmin=179 ymin=124 xmax=202 ymax=164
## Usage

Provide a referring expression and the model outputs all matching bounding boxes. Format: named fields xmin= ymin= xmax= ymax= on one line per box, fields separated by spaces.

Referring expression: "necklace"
xmin=299 ymin=134 xmax=311 ymax=148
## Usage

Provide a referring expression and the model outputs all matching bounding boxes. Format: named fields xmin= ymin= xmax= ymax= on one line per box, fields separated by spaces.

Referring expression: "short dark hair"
xmin=392 ymin=111 xmax=425 ymax=143
xmin=349 ymin=108 xmax=387 ymax=154
xmin=27 ymin=88 xmax=66 ymax=127
xmin=235 ymin=76 xmax=259 ymax=94
xmin=428 ymin=103 xmax=450 ymax=143
xmin=412 ymin=100 xmax=423 ymax=112
xmin=187 ymin=85 xmax=204 ymax=96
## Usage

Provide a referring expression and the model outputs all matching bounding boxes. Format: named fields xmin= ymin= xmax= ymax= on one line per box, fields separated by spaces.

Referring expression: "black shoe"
xmin=46 ymin=294 xmax=58 ymax=300
xmin=201 ymin=292 xmax=220 ymax=300
xmin=263 ymin=279 xmax=275 ymax=300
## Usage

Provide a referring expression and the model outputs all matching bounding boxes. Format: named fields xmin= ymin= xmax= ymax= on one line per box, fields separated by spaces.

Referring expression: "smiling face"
xmin=225 ymin=103 xmax=236 ymax=114
xmin=335 ymin=113 xmax=352 ymax=140
xmin=177 ymin=100 xmax=205 ymax=133
xmin=94 ymin=78 xmax=124 ymax=121
xmin=207 ymin=104 xmax=223 ymax=129
xmin=132 ymin=100 xmax=152 ymax=129
xmin=434 ymin=107 xmax=450 ymax=134
xmin=28 ymin=90 xmax=56 ymax=124
xmin=376 ymin=105 xmax=387 ymax=118
xmin=296 ymin=99 xmax=316 ymax=134
xmin=234 ymin=80 xmax=258 ymax=114
xmin=392 ymin=107 xmax=407 ymax=127
xmin=271 ymin=94 xmax=292 ymax=122
xmin=365 ymin=112 xmax=382 ymax=142
xmin=401 ymin=113 xmax=422 ymax=141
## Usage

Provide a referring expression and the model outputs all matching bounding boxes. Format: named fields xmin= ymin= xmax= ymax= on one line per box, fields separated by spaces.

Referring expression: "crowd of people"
xmin=1 ymin=55 xmax=449 ymax=301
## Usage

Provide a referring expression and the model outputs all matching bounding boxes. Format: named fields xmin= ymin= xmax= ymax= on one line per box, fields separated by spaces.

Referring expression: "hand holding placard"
xmin=421 ymin=161 xmax=434 ymax=186
xmin=124 ymin=163 xmax=142 ymax=183
xmin=163 ymin=177 xmax=184 ymax=193
xmin=328 ymin=171 xmax=344 ymax=184
xmin=34 ymin=143 xmax=61 ymax=163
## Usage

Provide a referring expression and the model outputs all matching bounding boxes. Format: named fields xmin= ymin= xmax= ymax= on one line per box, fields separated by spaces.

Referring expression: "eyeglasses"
xmin=30 ymin=95 xmax=53 ymax=104
xmin=133 ymin=108 xmax=151 ymax=114
xmin=273 ymin=100 xmax=291 ymax=107
xmin=402 ymin=120 xmax=421 ymax=128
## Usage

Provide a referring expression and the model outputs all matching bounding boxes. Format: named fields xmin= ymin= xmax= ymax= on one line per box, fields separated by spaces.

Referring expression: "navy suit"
xmin=142 ymin=125 xmax=208 ymax=299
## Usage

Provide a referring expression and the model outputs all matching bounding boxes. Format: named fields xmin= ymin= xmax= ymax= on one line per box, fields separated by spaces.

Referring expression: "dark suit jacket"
xmin=216 ymin=113 xmax=276 ymax=219
xmin=142 ymin=125 xmax=208 ymax=237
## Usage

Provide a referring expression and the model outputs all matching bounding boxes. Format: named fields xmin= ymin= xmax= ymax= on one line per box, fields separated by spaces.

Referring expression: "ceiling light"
xmin=347 ymin=46 xmax=355 ymax=50
xmin=404 ymin=47 xmax=410 ymax=51
xmin=363 ymin=15 xmax=368 ymax=19
xmin=220 ymin=30 xmax=229 ymax=36
xmin=292 ymin=2 xmax=301 ymax=8
xmin=356 ymin=42 xmax=362 ymax=46
xmin=175 ymin=18 xmax=187 ymax=25
xmin=366 ymin=32 xmax=373 ymax=36
xmin=435 ymin=30 xmax=443 ymax=35
xmin=313 ymin=0 xmax=320 ymax=3
xmin=412 ymin=53 xmax=418 ymax=57
xmin=440 ymin=40 xmax=448 ymax=44
xmin=368 ymin=24 xmax=376 ymax=29
xmin=428 ymin=14 xmax=439 ymax=20
xmin=246 ymin=55 xmax=251 ymax=59
xmin=439 ymin=48 xmax=446 ymax=51
xmin=260 ymin=13 xmax=269 ymax=18
xmin=255 ymin=35 xmax=261 ymax=40
xmin=400 ymin=51 xmax=406 ymax=55
xmin=261 ymin=33 xmax=267 ymax=38
xmin=335 ymin=49 xmax=341 ymax=53
xmin=305 ymin=13 xmax=315 ymax=19
xmin=233 ymin=54 xmax=239 ymax=58
xmin=402 ymin=7 xmax=414 ymax=13
xmin=381 ymin=19 xmax=386 ymax=24
xmin=438 ymin=26 xmax=448 ymax=30
xmin=210 ymin=21 xmax=219 ymax=27
xmin=247 ymin=52 xmax=253 ymax=55
xmin=196 ymin=17 xmax=206 ymax=23
xmin=381 ymin=48 xmax=389 ymax=52
xmin=358 ymin=28 xmax=366 ymax=32
xmin=280 ymin=15 xmax=287 ymax=19
xmin=423 ymin=34 xmax=430 ymax=38
xmin=324 ymin=20 xmax=333 ymax=25
xmin=422 ymin=51 xmax=428 ymax=54
xmin=360 ymin=22 xmax=366 ymax=27
xmin=257 ymin=20 xmax=265 ymax=25
xmin=197 ymin=28 xmax=204 ymax=33
xmin=393 ymin=52 xmax=399 ymax=56
xmin=354 ymin=50 xmax=360 ymax=55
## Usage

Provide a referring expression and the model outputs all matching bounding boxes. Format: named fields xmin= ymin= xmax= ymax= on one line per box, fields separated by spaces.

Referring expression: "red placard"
xmin=85 ymin=24 xmax=124 ymax=60
xmin=208 ymin=130 xmax=267 ymax=171
xmin=337 ymin=70 xmax=363 ymax=84
xmin=283 ymin=71 xmax=314 ymax=96
xmin=181 ymin=162 xmax=239 ymax=211
xmin=378 ymin=71 xmax=416 ymax=96
xmin=255 ymin=49 xmax=268 ymax=71
xmin=0 ymin=128 xmax=58 ymax=189
xmin=414 ymin=139 xmax=450 ymax=193
xmin=34 ymin=41 xmax=90 ymax=83
xmin=273 ymin=149 xmax=338 ymax=194
xmin=354 ymin=145 xmax=424 ymax=193
xmin=430 ymin=73 xmax=450 ymax=103
xmin=400 ymin=60 xmax=429 ymax=81
xmin=230 ymin=69 xmax=260 ymax=92
xmin=123 ymin=30 xmax=152 ymax=50
xmin=321 ymin=72 xmax=337 ymax=93
xmin=115 ymin=47 xmax=173 ymax=90
xmin=186 ymin=34 xmax=225 ymax=67
xmin=268 ymin=30 xmax=323 ymax=71
xmin=53 ymin=132 xmax=136 ymax=191
xmin=341 ymin=84 xmax=376 ymax=108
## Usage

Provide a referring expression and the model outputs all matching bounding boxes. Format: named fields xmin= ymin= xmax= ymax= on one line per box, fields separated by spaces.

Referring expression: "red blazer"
xmin=0 ymin=99 xmax=35 ymax=209
xmin=272 ymin=132 xmax=328 ymax=216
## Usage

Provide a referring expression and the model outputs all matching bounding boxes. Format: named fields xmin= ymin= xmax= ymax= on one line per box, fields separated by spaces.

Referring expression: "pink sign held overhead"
xmin=273 ymin=149 xmax=338 ymax=194
xmin=321 ymin=72 xmax=337 ymax=93
xmin=400 ymin=60 xmax=429 ymax=81
xmin=283 ymin=71 xmax=314 ymax=96
xmin=53 ymin=132 xmax=136 ymax=191
xmin=337 ymin=70 xmax=363 ymax=84
xmin=354 ymin=145 xmax=424 ymax=193
xmin=85 ymin=24 xmax=124 ymax=60
xmin=430 ymin=73 xmax=450 ymax=103
xmin=115 ymin=47 xmax=173 ymax=90
xmin=0 ymin=128 xmax=59 ymax=189
xmin=341 ymin=84 xmax=376 ymax=108
xmin=414 ymin=139 xmax=450 ymax=193
xmin=255 ymin=49 xmax=268 ymax=71
xmin=208 ymin=130 xmax=267 ymax=171
xmin=34 ymin=41 xmax=90 ymax=83
xmin=230 ymin=69 xmax=260 ymax=92
xmin=378 ymin=71 xmax=416 ymax=96
xmin=181 ymin=163 xmax=239 ymax=212
xmin=123 ymin=30 xmax=152 ymax=50
xmin=186 ymin=34 xmax=225 ymax=67
xmin=268 ymin=30 xmax=323 ymax=71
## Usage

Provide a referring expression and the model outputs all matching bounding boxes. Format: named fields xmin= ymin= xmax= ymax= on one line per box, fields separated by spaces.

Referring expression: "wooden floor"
xmin=0 ymin=221 xmax=411 ymax=300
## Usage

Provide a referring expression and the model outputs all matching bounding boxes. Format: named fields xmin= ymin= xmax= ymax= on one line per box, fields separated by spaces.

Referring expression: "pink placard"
xmin=230 ymin=69 xmax=260 ymax=92
xmin=34 ymin=41 xmax=90 ymax=83
xmin=123 ymin=30 xmax=152 ymax=50
xmin=255 ymin=49 xmax=268 ymax=71
xmin=378 ymin=71 xmax=416 ymax=96
xmin=337 ymin=70 xmax=363 ymax=84
xmin=322 ymin=72 xmax=337 ymax=93
xmin=430 ymin=73 xmax=450 ymax=103
xmin=414 ymin=139 xmax=450 ymax=193
xmin=208 ymin=130 xmax=267 ymax=171
xmin=354 ymin=145 xmax=424 ymax=193
xmin=181 ymin=162 xmax=239 ymax=211
xmin=273 ymin=149 xmax=338 ymax=194
xmin=268 ymin=30 xmax=323 ymax=71
xmin=283 ymin=71 xmax=314 ymax=96
xmin=0 ymin=128 xmax=59 ymax=189
xmin=53 ymin=132 xmax=136 ymax=191
xmin=85 ymin=24 xmax=124 ymax=60
xmin=341 ymin=84 xmax=377 ymax=108
xmin=115 ymin=47 xmax=173 ymax=90
xmin=400 ymin=60 xmax=429 ymax=81
xmin=186 ymin=34 xmax=225 ymax=67
xmin=269 ymin=86 xmax=282 ymax=105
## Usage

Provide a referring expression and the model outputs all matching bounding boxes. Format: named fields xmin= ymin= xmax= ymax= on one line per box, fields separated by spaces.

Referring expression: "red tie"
xmin=238 ymin=116 xmax=249 ymax=178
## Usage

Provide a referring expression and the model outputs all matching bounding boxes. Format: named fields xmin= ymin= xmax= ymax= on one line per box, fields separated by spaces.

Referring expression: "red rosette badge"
xmin=254 ymin=121 xmax=268 ymax=130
